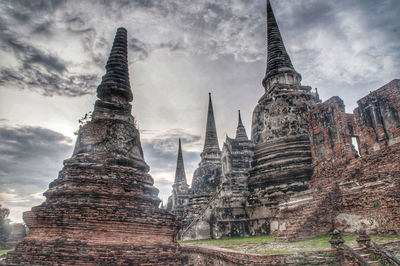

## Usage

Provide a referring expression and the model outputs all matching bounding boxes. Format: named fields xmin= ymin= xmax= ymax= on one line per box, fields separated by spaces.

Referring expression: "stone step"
xmin=251 ymin=159 xmax=312 ymax=174
xmin=253 ymin=143 xmax=311 ymax=160
xmin=366 ymin=261 xmax=381 ymax=266
xmin=253 ymin=135 xmax=311 ymax=152
xmin=253 ymin=150 xmax=312 ymax=164
xmin=257 ymin=152 xmax=312 ymax=164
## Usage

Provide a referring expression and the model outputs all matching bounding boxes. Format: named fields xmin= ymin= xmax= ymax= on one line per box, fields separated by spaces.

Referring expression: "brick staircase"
xmin=352 ymin=247 xmax=381 ymax=266
xmin=272 ymin=185 xmax=337 ymax=241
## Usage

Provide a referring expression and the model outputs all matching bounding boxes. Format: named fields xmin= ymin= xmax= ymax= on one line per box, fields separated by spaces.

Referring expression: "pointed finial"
xmin=238 ymin=110 xmax=243 ymax=125
xmin=203 ymin=92 xmax=220 ymax=153
xmin=175 ymin=138 xmax=187 ymax=185
xmin=262 ymin=0 xmax=301 ymax=90
xmin=235 ymin=110 xmax=248 ymax=140
xmin=97 ymin=27 xmax=133 ymax=102
xmin=315 ymin=88 xmax=320 ymax=101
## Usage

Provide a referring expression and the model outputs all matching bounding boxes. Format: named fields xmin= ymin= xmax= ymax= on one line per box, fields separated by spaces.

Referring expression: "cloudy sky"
xmin=0 ymin=0 xmax=399 ymax=222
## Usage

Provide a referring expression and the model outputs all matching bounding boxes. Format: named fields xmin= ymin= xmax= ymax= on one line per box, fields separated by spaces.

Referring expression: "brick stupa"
xmin=6 ymin=28 xmax=181 ymax=265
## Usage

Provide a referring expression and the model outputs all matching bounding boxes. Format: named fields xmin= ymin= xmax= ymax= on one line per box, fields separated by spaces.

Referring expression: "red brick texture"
xmin=6 ymin=164 xmax=181 ymax=265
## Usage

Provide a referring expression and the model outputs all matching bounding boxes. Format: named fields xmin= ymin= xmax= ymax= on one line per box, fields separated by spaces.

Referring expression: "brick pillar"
xmin=329 ymin=229 xmax=344 ymax=248
xmin=356 ymin=229 xmax=371 ymax=248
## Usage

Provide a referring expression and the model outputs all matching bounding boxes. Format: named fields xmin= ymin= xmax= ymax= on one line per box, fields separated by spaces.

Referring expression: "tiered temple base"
xmin=6 ymin=164 xmax=180 ymax=265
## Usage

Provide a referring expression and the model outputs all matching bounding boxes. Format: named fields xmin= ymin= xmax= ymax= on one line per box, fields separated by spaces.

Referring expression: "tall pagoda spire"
xmin=5 ymin=27 xmax=180 ymax=265
xmin=235 ymin=110 xmax=248 ymax=141
xmin=203 ymin=93 xmax=220 ymax=153
xmin=97 ymin=27 xmax=133 ymax=102
xmin=262 ymin=0 xmax=301 ymax=90
xmin=75 ymin=27 xmax=148 ymax=172
xmin=174 ymin=138 xmax=187 ymax=185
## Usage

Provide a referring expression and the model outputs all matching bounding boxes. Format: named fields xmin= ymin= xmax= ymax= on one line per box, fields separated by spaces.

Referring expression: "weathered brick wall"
xmin=307 ymin=96 xmax=357 ymax=162
xmin=276 ymin=80 xmax=400 ymax=240
xmin=333 ymin=143 xmax=400 ymax=234
xmin=354 ymin=79 xmax=400 ymax=155
xmin=311 ymin=143 xmax=400 ymax=235
xmin=6 ymin=165 xmax=181 ymax=265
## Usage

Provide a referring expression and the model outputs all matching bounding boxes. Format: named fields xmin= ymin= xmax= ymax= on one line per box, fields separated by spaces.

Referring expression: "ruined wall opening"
xmin=352 ymin=137 xmax=361 ymax=157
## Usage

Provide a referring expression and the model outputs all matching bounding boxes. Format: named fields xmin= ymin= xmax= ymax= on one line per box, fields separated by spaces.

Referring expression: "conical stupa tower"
xmin=166 ymin=139 xmax=190 ymax=228
xmin=247 ymin=0 xmax=319 ymax=235
xmin=181 ymin=111 xmax=254 ymax=240
xmin=191 ymin=93 xmax=222 ymax=193
xmin=262 ymin=0 xmax=301 ymax=91
xmin=200 ymin=92 xmax=221 ymax=164
xmin=174 ymin=138 xmax=188 ymax=186
xmin=6 ymin=28 xmax=180 ymax=265
xmin=235 ymin=110 xmax=248 ymax=141
xmin=178 ymin=93 xmax=222 ymax=236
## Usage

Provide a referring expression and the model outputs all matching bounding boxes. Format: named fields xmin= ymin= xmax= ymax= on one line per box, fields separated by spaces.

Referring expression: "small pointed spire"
xmin=203 ymin=93 xmax=220 ymax=153
xmin=235 ymin=110 xmax=248 ymax=140
xmin=174 ymin=138 xmax=187 ymax=185
xmin=262 ymin=0 xmax=301 ymax=89
xmin=97 ymin=27 xmax=133 ymax=102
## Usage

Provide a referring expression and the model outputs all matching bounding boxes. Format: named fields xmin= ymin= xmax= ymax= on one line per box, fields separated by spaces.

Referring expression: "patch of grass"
xmin=180 ymin=233 xmax=400 ymax=254
xmin=180 ymin=235 xmax=276 ymax=246
xmin=252 ymin=250 xmax=297 ymax=255
xmin=0 ymin=249 xmax=13 ymax=255
xmin=287 ymin=233 xmax=357 ymax=249
xmin=371 ymin=235 xmax=400 ymax=243
xmin=370 ymin=253 xmax=379 ymax=261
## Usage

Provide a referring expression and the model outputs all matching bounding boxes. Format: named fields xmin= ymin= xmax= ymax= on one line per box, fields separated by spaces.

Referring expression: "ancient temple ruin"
xmin=246 ymin=0 xmax=320 ymax=236
xmin=3 ymin=0 xmax=399 ymax=264
xmin=169 ymin=0 xmax=400 ymax=241
xmin=6 ymin=28 xmax=180 ymax=265
xmin=167 ymin=93 xmax=223 ymax=235
xmin=181 ymin=111 xmax=254 ymax=240
xmin=166 ymin=138 xmax=190 ymax=229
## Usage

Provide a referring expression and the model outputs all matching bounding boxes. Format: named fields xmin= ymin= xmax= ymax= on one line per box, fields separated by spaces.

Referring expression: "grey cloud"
xmin=32 ymin=20 xmax=54 ymax=36
xmin=141 ymin=129 xmax=201 ymax=174
xmin=0 ymin=14 xmax=99 ymax=96
xmin=270 ymin=0 xmax=400 ymax=86
xmin=0 ymin=0 xmax=399 ymax=98
xmin=0 ymin=67 xmax=98 ymax=97
xmin=0 ymin=19 xmax=66 ymax=74
xmin=6 ymin=0 xmax=66 ymax=13
xmin=0 ymin=125 xmax=74 ymax=221
xmin=3 ymin=0 xmax=65 ymax=28
xmin=0 ymin=125 xmax=73 ymax=185
xmin=0 ymin=0 xmax=266 ymax=97
xmin=129 ymin=37 xmax=150 ymax=61
xmin=142 ymin=129 xmax=202 ymax=203
xmin=154 ymin=178 xmax=174 ymax=205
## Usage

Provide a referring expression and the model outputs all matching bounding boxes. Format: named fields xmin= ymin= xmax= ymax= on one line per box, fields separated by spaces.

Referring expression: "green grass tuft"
xmin=371 ymin=235 xmax=400 ymax=243
xmin=180 ymin=235 xmax=276 ymax=246
xmin=0 ymin=249 xmax=13 ymax=255
xmin=180 ymin=233 xmax=399 ymax=255
xmin=252 ymin=250 xmax=297 ymax=255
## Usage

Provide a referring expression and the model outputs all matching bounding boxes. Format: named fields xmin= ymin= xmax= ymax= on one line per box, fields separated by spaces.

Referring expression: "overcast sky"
xmin=0 ymin=0 xmax=399 ymax=222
